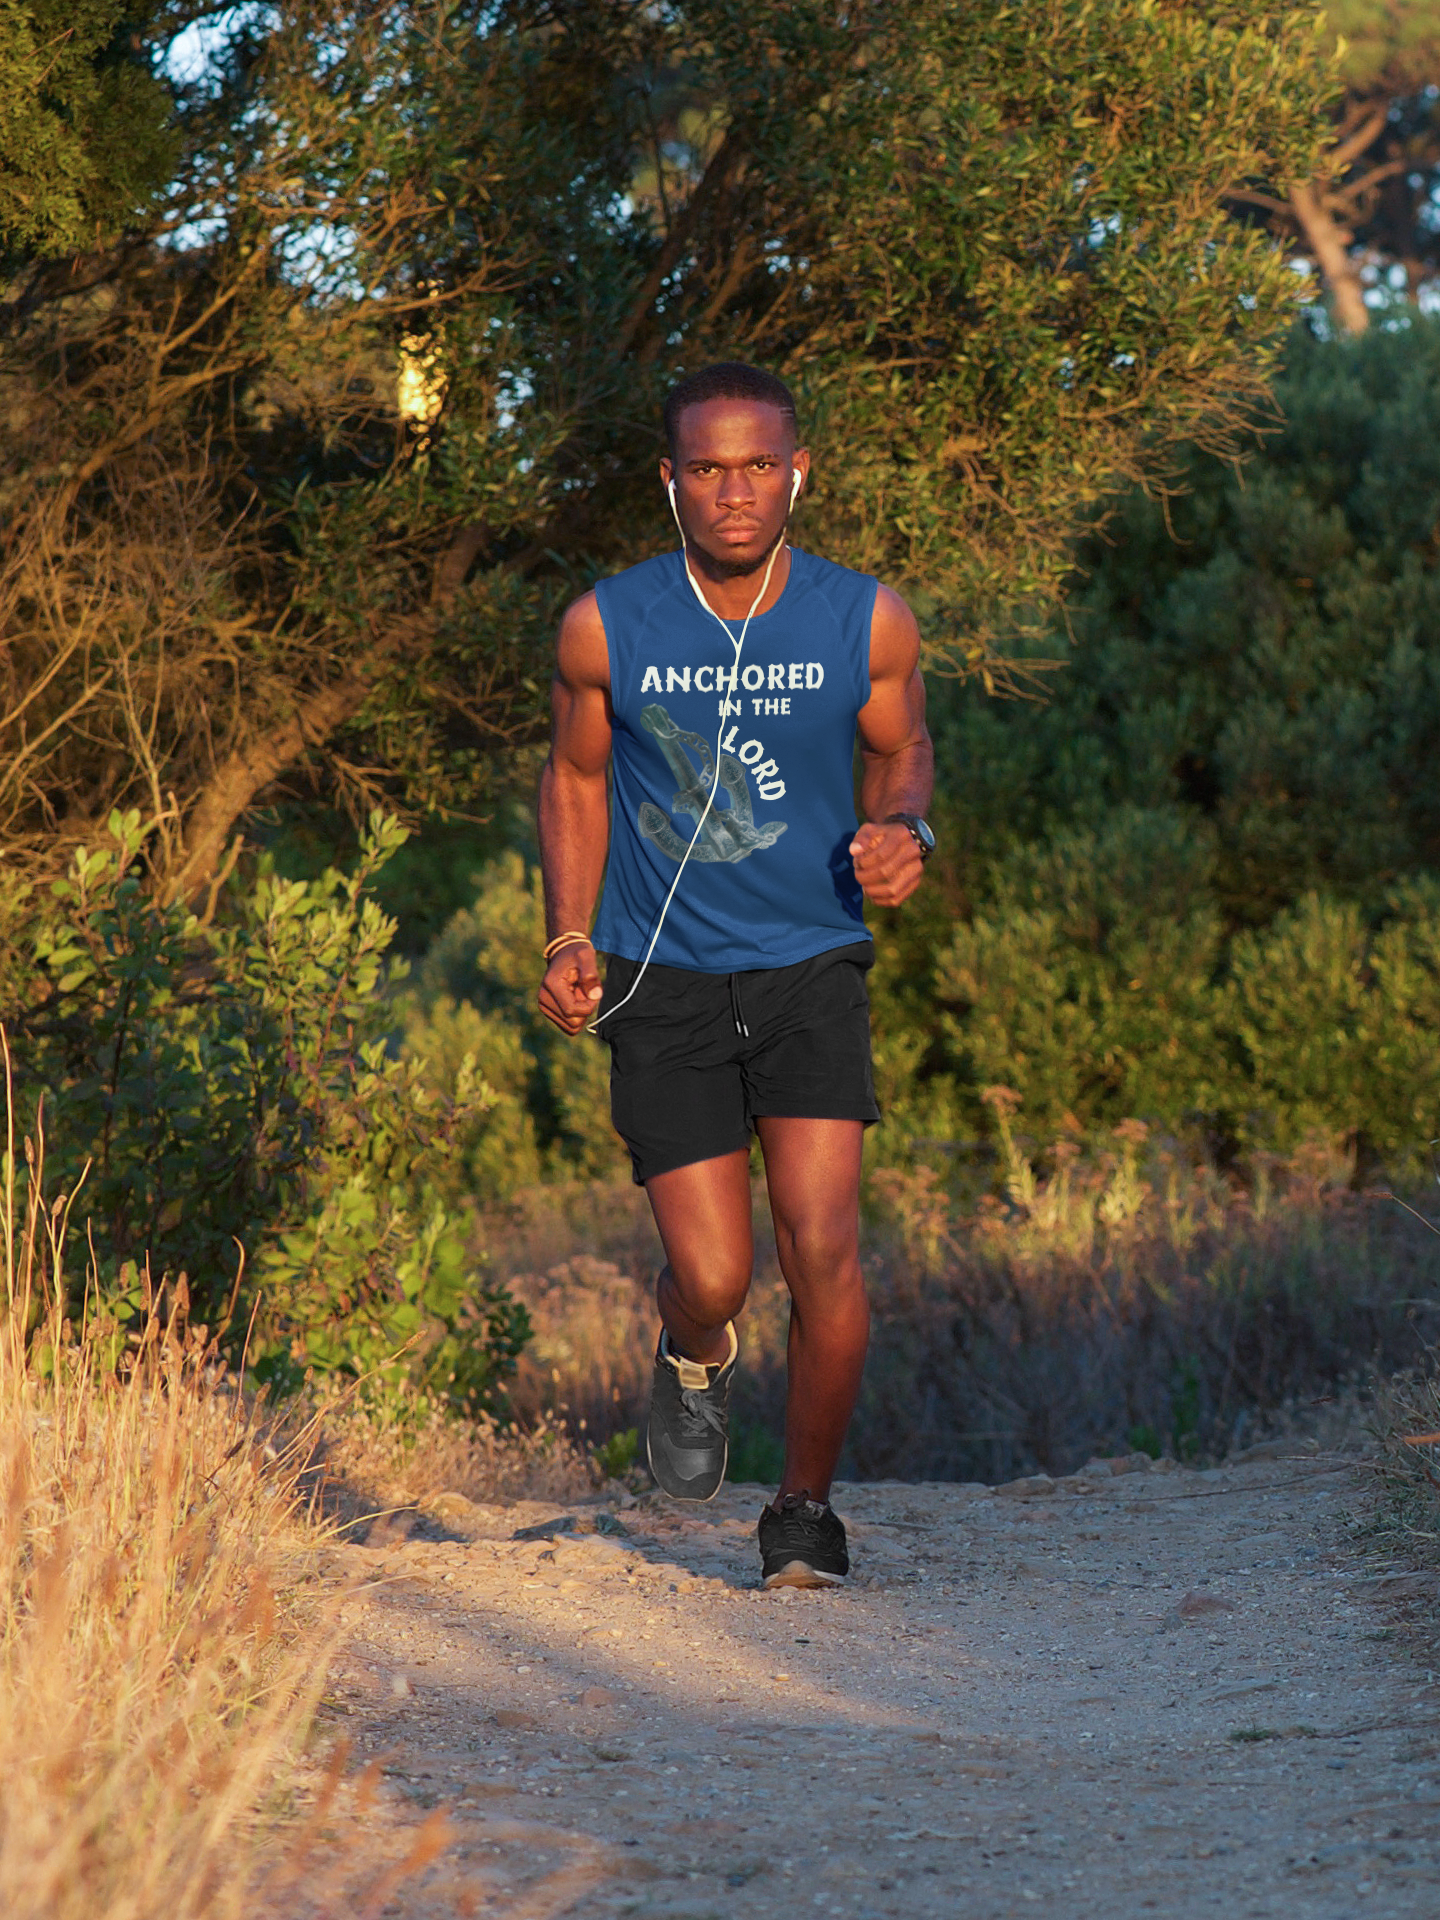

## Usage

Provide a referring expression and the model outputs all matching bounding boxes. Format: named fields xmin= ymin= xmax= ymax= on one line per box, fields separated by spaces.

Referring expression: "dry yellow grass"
xmin=0 ymin=1040 xmax=349 ymax=1919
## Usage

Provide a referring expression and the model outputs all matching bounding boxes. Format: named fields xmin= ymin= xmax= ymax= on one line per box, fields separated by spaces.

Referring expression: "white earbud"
xmin=790 ymin=468 xmax=803 ymax=504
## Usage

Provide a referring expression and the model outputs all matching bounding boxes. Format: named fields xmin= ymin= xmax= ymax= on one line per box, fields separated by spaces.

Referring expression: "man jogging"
xmin=537 ymin=362 xmax=933 ymax=1589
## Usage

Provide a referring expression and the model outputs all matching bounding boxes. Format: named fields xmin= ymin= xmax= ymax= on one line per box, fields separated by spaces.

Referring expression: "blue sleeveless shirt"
xmin=590 ymin=547 xmax=877 ymax=973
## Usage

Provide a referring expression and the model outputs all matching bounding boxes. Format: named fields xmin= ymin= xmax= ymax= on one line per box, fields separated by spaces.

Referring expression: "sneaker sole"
xmin=762 ymin=1559 xmax=847 ymax=1591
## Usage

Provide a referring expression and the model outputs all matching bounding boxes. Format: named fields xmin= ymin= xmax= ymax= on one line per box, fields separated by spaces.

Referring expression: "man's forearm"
xmin=860 ymin=735 xmax=934 ymax=823
xmin=537 ymin=756 xmax=611 ymax=939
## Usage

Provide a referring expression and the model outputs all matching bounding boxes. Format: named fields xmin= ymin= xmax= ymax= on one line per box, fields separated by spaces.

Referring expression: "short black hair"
xmin=663 ymin=362 xmax=797 ymax=458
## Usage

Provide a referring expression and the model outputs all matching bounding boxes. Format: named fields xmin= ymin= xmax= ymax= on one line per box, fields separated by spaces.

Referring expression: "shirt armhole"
xmin=591 ymin=577 xmax=618 ymax=715
xmin=858 ymin=575 xmax=880 ymax=709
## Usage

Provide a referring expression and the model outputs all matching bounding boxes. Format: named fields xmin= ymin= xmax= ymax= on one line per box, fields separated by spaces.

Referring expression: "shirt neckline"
xmin=678 ymin=545 xmax=803 ymax=629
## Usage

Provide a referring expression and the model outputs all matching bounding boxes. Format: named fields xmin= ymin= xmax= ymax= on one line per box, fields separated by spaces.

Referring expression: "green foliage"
xmin=592 ymin=1427 xmax=639 ymax=1481
xmin=871 ymin=320 xmax=1440 ymax=1167
xmin=0 ymin=0 xmax=175 ymax=256
xmin=727 ymin=1418 xmax=786 ymax=1487
xmin=400 ymin=852 xmax=627 ymax=1200
xmin=1 ymin=0 xmax=1333 ymax=896
xmin=2 ymin=810 xmax=528 ymax=1414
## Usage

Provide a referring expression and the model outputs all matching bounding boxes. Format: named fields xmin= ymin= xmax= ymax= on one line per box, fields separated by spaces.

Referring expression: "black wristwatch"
xmin=884 ymin=812 xmax=936 ymax=860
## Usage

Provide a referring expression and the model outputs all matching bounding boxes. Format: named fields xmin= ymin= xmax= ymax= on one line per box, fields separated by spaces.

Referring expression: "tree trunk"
xmin=164 ymin=674 xmax=370 ymax=905
xmin=166 ymin=519 xmax=494 ymax=903
xmin=1289 ymin=182 xmax=1369 ymax=335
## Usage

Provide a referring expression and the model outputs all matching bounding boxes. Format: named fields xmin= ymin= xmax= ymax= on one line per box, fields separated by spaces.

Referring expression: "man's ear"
xmin=659 ymin=455 xmax=674 ymax=493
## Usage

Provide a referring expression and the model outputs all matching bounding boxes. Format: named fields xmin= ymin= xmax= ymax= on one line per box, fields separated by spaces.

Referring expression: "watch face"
xmin=914 ymin=816 xmax=936 ymax=851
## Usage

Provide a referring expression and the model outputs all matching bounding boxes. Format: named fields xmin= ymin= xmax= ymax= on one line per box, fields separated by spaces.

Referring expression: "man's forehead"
xmin=672 ymin=397 xmax=797 ymax=462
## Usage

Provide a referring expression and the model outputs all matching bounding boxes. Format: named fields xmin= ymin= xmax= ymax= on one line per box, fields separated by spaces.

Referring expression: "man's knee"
xmin=778 ymin=1215 xmax=861 ymax=1285
xmin=663 ymin=1258 xmax=751 ymax=1328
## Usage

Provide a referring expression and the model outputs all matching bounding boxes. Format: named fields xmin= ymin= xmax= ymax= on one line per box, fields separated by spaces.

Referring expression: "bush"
xmin=1 ymin=810 xmax=528 ymax=1414
xmin=865 ymin=320 xmax=1440 ymax=1170
xmin=399 ymin=850 xmax=626 ymax=1198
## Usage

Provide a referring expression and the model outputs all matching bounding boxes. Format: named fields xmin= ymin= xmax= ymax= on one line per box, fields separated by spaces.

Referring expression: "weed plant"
xmin=487 ymin=1116 xmax=1434 ymax=1485
xmin=0 ymin=1040 xmax=348 ymax=1915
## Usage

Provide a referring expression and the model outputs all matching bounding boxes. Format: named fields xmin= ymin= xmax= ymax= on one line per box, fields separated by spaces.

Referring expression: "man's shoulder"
xmin=791 ymin=547 xmax=874 ymax=589
xmin=791 ymin=547 xmax=881 ymax=620
xmin=596 ymin=549 xmax=683 ymax=604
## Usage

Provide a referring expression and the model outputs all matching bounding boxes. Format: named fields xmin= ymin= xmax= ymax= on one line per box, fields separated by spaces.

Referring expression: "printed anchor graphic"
xmin=637 ymin=702 xmax=787 ymax=863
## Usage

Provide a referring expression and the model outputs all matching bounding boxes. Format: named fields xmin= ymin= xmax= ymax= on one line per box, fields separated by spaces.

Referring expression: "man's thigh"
xmin=645 ymin=1150 xmax=755 ymax=1288
xmin=755 ymin=1117 xmax=864 ymax=1262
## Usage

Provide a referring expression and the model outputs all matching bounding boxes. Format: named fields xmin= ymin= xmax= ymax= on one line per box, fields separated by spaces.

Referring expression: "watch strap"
xmin=883 ymin=812 xmax=934 ymax=860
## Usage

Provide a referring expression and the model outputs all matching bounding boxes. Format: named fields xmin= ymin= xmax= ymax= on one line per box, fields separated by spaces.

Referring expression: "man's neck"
xmin=684 ymin=538 xmax=792 ymax=620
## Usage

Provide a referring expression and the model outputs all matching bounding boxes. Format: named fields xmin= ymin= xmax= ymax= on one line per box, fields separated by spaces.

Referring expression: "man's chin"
xmin=693 ymin=531 xmax=784 ymax=578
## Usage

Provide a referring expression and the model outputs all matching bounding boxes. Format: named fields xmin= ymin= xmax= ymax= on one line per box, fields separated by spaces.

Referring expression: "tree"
xmin=1237 ymin=3 xmax=1440 ymax=332
xmin=0 ymin=1 xmax=1334 ymax=899
xmin=874 ymin=319 xmax=1440 ymax=1154
xmin=0 ymin=0 xmax=175 ymax=258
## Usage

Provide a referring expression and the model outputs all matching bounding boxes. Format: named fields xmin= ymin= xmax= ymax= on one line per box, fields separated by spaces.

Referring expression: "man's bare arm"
xmin=537 ymin=591 xmax=612 ymax=1034
xmin=850 ymin=584 xmax=934 ymax=908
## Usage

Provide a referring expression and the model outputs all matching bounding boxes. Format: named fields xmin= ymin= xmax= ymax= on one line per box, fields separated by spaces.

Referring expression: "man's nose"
xmin=715 ymin=466 xmax=756 ymax=509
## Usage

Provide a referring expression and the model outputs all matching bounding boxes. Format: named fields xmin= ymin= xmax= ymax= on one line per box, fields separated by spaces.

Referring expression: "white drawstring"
xmin=589 ymin=488 xmax=791 ymax=1032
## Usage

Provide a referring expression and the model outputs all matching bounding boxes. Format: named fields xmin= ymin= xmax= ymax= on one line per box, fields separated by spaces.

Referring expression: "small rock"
xmin=426 ymin=1491 xmax=477 ymax=1521
xmin=1053 ymin=1474 xmax=1092 ymax=1494
xmin=493 ymin=1709 xmax=540 ymax=1730
xmin=1114 ymin=1452 xmax=1155 ymax=1474
xmin=997 ymin=1474 xmax=1055 ymax=1500
xmin=595 ymin=1513 xmax=631 ymax=1537
xmin=1080 ymin=1459 xmax=1113 ymax=1479
xmin=1178 ymin=1591 xmax=1234 ymax=1618
xmin=579 ymin=1686 xmax=620 ymax=1707
xmin=389 ymin=1674 xmax=412 ymax=1698
xmin=512 ymin=1515 xmax=576 ymax=1542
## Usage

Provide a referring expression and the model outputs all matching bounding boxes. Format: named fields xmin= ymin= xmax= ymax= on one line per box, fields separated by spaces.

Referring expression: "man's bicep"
xmin=859 ymin=586 xmax=926 ymax=754
xmin=551 ymin=593 xmax=613 ymax=775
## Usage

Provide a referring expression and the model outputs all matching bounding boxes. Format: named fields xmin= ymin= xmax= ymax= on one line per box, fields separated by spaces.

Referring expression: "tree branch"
xmin=609 ymin=126 xmax=744 ymax=365
xmin=1330 ymin=102 xmax=1389 ymax=173
xmin=164 ymin=672 xmax=374 ymax=904
xmin=1289 ymin=181 xmax=1368 ymax=335
xmin=167 ymin=519 xmax=494 ymax=900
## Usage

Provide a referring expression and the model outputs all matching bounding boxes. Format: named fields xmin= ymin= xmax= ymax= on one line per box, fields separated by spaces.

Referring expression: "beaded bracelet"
xmin=542 ymin=931 xmax=592 ymax=962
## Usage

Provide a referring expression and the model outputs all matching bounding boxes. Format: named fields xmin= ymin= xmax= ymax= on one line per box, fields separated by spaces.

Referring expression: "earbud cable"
xmin=589 ymin=484 xmax=795 ymax=1032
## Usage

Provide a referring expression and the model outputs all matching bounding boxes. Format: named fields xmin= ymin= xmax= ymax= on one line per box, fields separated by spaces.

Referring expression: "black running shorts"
xmin=596 ymin=941 xmax=880 ymax=1185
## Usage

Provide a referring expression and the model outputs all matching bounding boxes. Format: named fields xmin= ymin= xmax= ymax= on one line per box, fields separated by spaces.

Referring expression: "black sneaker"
xmin=645 ymin=1324 xmax=738 ymax=1501
xmin=758 ymin=1492 xmax=849 ymax=1589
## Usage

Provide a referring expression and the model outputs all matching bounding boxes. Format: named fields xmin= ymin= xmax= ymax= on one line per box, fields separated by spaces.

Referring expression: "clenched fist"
xmin=848 ymin=821 xmax=925 ymax=907
xmin=538 ymin=940 xmax=603 ymax=1034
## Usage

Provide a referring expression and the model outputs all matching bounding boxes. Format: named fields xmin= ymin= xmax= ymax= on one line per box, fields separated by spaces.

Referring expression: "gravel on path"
xmin=289 ymin=1450 xmax=1440 ymax=1919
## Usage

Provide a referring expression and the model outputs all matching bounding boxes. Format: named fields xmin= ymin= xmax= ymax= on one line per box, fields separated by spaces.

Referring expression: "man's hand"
xmin=539 ymin=940 xmax=604 ymax=1034
xmin=849 ymin=821 xmax=925 ymax=907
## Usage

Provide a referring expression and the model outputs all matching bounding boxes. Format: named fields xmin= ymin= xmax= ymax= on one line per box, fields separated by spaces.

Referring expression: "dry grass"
xmin=482 ymin=1126 xmax=1435 ymax=1485
xmin=305 ymin=1390 xmax=595 ymax=1530
xmin=1364 ymin=1191 xmax=1440 ymax=1577
xmin=0 ymin=1041 xmax=410 ymax=1918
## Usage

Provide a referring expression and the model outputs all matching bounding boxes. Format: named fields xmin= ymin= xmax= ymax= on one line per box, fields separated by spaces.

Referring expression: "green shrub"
xmin=2 ymin=810 xmax=528 ymax=1414
xmin=400 ymin=851 xmax=626 ymax=1195
xmin=865 ymin=321 xmax=1440 ymax=1170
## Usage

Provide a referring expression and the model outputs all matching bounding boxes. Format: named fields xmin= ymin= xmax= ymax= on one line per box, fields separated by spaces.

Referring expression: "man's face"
xmin=660 ymin=398 xmax=809 ymax=576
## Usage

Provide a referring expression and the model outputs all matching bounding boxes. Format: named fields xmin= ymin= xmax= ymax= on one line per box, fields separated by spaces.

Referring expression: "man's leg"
xmin=644 ymin=1148 xmax=754 ymax=1362
xmin=755 ymin=1117 xmax=868 ymax=1502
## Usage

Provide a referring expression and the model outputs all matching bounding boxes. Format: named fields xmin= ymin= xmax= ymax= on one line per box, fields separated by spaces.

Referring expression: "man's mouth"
xmin=715 ymin=520 xmax=761 ymax=541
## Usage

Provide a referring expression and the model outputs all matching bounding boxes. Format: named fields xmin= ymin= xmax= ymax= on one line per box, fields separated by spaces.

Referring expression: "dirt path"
xmin=303 ymin=1450 xmax=1440 ymax=1918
